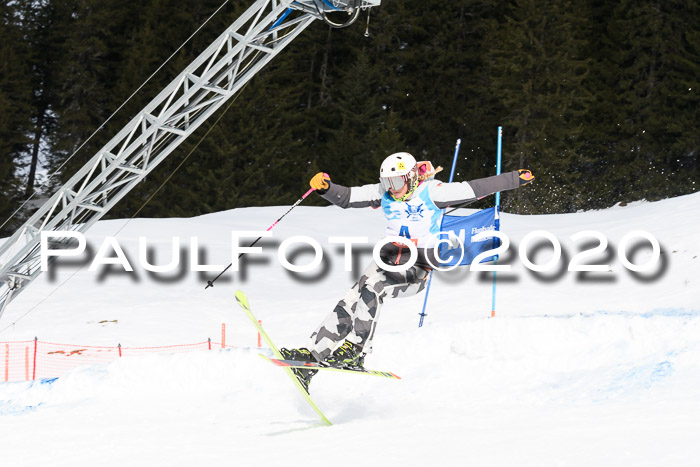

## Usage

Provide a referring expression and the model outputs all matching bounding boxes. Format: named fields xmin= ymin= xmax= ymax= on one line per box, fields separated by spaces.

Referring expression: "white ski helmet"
xmin=379 ymin=152 xmax=418 ymax=192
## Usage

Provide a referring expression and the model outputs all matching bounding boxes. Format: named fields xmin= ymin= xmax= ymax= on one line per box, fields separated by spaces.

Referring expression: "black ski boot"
xmin=279 ymin=347 xmax=318 ymax=393
xmin=324 ymin=340 xmax=365 ymax=369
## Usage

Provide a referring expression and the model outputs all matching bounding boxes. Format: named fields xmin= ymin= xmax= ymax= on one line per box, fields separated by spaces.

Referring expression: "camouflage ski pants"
xmin=308 ymin=261 xmax=430 ymax=361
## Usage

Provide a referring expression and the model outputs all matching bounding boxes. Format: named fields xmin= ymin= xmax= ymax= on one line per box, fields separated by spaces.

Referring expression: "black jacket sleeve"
xmin=320 ymin=182 xmax=384 ymax=209
xmin=431 ymin=171 xmax=521 ymax=209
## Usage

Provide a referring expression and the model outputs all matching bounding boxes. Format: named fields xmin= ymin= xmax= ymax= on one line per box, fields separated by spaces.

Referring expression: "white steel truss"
xmin=0 ymin=0 xmax=381 ymax=320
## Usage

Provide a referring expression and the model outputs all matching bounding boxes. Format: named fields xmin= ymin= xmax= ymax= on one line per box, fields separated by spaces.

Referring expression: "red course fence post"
xmin=221 ymin=323 xmax=226 ymax=349
xmin=4 ymin=344 xmax=8 ymax=382
xmin=118 ymin=343 xmax=122 ymax=357
xmin=32 ymin=337 xmax=38 ymax=380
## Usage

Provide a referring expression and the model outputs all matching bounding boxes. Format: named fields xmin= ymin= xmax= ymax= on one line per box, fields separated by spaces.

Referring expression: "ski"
xmin=234 ymin=290 xmax=332 ymax=426
xmin=260 ymin=355 xmax=401 ymax=380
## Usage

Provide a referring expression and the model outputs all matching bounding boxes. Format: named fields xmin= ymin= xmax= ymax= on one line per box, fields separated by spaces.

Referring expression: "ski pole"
xmin=418 ymin=139 xmax=461 ymax=327
xmin=204 ymin=187 xmax=316 ymax=289
xmin=491 ymin=126 xmax=503 ymax=317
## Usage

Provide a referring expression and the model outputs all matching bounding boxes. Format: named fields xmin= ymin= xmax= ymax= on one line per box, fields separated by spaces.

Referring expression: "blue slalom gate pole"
xmin=418 ymin=138 xmax=461 ymax=327
xmin=491 ymin=126 xmax=503 ymax=317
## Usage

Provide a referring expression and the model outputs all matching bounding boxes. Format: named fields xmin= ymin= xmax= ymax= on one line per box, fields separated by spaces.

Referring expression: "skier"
xmin=281 ymin=152 xmax=534 ymax=390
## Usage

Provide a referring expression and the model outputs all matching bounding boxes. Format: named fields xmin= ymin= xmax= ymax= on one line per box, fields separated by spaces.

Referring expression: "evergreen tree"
xmin=19 ymin=0 xmax=68 ymax=198
xmin=486 ymin=0 xmax=594 ymax=213
xmin=47 ymin=0 xmax=134 ymax=188
xmin=0 ymin=1 xmax=33 ymax=236
xmin=601 ymin=0 xmax=700 ymax=202
xmin=575 ymin=0 xmax=622 ymax=209
xmin=368 ymin=0 xmax=500 ymax=175
xmin=322 ymin=47 xmax=397 ymax=186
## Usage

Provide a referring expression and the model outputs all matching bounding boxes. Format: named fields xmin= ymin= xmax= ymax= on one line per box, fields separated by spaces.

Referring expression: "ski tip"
xmin=234 ymin=290 xmax=250 ymax=309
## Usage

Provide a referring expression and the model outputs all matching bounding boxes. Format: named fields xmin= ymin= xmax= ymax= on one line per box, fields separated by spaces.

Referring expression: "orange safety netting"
xmin=2 ymin=338 xmax=236 ymax=382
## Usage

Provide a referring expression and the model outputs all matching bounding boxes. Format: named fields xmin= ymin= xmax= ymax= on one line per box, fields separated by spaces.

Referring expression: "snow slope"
xmin=1 ymin=192 xmax=699 ymax=467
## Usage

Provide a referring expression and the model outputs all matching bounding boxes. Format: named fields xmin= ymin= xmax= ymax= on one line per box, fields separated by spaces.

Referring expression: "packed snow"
xmin=1 ymin=192 xmax=699 ymax=466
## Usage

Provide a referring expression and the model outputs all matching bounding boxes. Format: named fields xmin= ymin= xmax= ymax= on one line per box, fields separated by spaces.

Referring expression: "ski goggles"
xmin=379 ymin=174 xmax=411 ymax=192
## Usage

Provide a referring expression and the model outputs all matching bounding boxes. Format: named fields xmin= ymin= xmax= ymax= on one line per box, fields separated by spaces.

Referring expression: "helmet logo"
xmin=397 ymin=162 xmax=406 ymax=170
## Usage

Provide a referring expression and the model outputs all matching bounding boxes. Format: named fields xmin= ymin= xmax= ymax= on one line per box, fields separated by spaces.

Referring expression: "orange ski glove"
xmin=518 ymin=169 xmax=535 ymax=186
xmin=310 ymin=172 xmax=331 ymax=193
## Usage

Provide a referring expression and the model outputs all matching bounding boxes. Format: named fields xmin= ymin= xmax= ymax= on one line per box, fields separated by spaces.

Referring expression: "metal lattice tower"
xmin=0 ymin=0 xmax=381 ymax=320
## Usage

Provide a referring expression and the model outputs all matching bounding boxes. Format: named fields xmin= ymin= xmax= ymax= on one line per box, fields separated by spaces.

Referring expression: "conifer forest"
xmin=1 ymin=0 xmax=698 ymax=236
